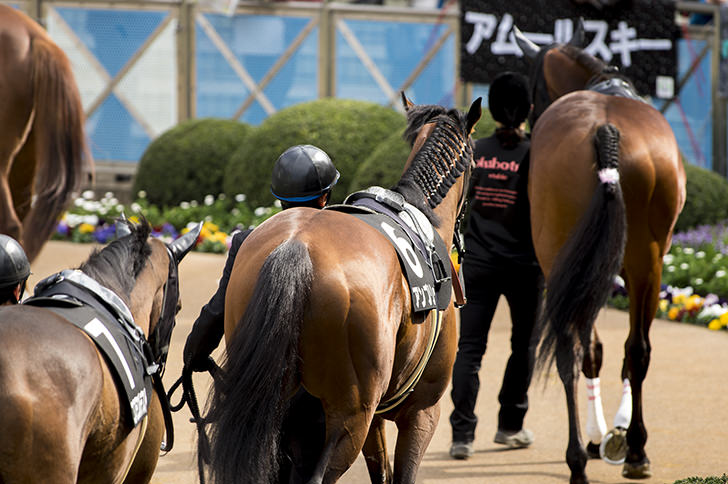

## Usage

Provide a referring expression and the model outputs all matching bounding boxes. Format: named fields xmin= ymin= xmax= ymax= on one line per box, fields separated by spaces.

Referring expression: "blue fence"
xmin=26 ymin=2 xmax=726 ymax=174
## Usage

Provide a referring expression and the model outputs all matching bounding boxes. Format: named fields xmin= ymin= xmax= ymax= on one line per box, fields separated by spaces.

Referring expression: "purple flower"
xmin=56 ymin=222 xmax=70 ymax=237
xmin=93 ymin=225 xmax=116 ymax=243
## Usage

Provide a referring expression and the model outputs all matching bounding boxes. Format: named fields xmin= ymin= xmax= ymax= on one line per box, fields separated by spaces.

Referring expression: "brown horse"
xmin=514 ymin=23 xmax=686 ymax=484
xmin=0 ymin=220 xmax=199 ymax=483
xmin=200 ymin=96 xmax=481 ymax=484
xmin=0 ymin=4 xmax=92 ymax=261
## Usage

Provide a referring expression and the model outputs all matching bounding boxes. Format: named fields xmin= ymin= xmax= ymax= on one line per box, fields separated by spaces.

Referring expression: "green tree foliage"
xmin=133 ymin=118 xmax=250 ymax=207
xmin=223 ymin=98 xmax=407 ymax=207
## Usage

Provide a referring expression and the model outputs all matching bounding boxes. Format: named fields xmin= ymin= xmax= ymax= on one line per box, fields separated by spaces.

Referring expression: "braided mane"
xmin=392 ymin=104 xmax=473 ymax=227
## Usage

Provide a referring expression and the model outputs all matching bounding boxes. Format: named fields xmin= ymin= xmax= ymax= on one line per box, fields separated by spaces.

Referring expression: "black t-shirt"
xmin=464 ymin=134 xmax=538 ymax=269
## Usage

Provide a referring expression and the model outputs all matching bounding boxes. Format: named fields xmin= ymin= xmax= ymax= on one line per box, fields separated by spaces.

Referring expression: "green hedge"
xmin=673 ymin=475 xmax=728 ymax=484
xmin=223 ymin=98 xmax=406 ymax=207
xmin=133 ymin=118 xmax=251 ymax=207
xmin=675 ymin=162 xmax=728 ymax=233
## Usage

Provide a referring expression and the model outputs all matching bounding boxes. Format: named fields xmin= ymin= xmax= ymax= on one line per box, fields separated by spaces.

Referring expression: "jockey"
xmin=183 ymin=144 xmax=339 ymax=371
xmin=0 ymin=234 xmax=31 ymax=305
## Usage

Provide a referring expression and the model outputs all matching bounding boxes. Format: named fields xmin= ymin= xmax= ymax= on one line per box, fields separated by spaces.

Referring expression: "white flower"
xmin=116 ymin=204 xmax=124 ymax=212
xmin=693 ymin=278 xmax=704 ymax=285
xmin=254 ymin=207 xmax=267 ymax=217
xmin=273 ymin=199 xmax=281 ymax=208
xmin=713 ymin=253 xmax=724 ymax=262
xmin=614 ymin=275 xmax=625 ymax=287
xmin=204 ymin=215 xmax=213 ymax=222
xmin=137 ymin=190 xmax=147 ymax=199
xmin=74 ymin=198 xmax=84 ymax=207
xmin=663 ymin=254 xmax=674 ymax=264
xmin=218 ymin=193 xmax=226 ymax=201
xmin=696 ymin=251 xmax=706 ymax=259
xmin=716 ymin=270 xmax=726 ymax=278
xmin=131 ymin=203 xmax=142 ymax=213
xmin=82 ymin=214 xmax=99 ymax=226
xmin=679 ymin=263 xmax=689 ymax=270
xmin=683 ymin=247 xmax=695 ymax=255
xmin=104 ymin=191 xmax=114 ymax=199
xmin=231 ymin=208 xmax=241 ymax=216
xmin=82 ymin=190 xmax=95 ymax=200
xmin=190 ymin=200 xmax=199 ymax=207
xmin=204 ymin=195 xmax=214 ymax=206
xmin=180 ymin=201 xmax=190 ymax=210
xmin=667 ymin=265 xmax=676 ymax=272
xmin=235 ymin=194 xmax=246 ymax=203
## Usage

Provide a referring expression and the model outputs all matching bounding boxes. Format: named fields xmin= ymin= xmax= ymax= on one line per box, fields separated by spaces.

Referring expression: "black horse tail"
xmin=538 ymin=123 xmax=627 ymax=370
xmin=204 ymin=239 xmax=313 ymax=484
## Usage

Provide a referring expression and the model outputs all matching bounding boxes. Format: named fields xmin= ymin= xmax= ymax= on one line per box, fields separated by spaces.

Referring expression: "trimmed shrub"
xmin=348 ymin=130 xmax=411 ymax=194
xmin=674 ymin=163 xmax=728 ymax=233
xmin=223 ymin=99 xmax=407 ymax=207
xmin=133 ymin=118 xmax=251 ymax=207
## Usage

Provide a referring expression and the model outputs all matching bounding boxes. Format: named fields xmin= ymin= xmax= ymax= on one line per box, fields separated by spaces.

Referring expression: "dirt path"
xmin=30 ymin=241 xmax=728 ymax=484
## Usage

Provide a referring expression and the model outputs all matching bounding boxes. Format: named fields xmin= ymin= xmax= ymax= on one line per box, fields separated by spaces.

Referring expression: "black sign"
xmin=460 ymin=0 xmax=678 ymax=97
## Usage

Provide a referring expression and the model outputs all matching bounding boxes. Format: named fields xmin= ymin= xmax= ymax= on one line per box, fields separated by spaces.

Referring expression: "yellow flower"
xmin=667 ymin=307 xmax=680 ymax=320
xmin=708 ymin=319 xmax=722 ymax=331
xmin=450 ymin=250 xmax=460 ymax=274
xmin=129 ymin=215 xmax=140 ymax=224
xmin=203 ymin=221 xmax=219 ymax=233
xmin=658 ymin=299 xmax=669 ymax=313
xmin=685 ymin=295 xmax=703 ymax=312
xmin=213 ymin=231 xmax=228 ymax=244
xmin=719 ymin=312 xmax=728 ymax=326
xmin=79 ymin=223 xmax=95 ymax=234
xmin=199 ymin=226 xmax=212 ymax=240
xmin=673 ymin=294 xmax=687 ymax=305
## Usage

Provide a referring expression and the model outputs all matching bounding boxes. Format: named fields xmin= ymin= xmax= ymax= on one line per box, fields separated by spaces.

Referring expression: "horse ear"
xmin=512 ymin=26 xmax=539 ymax=60
xmin=568 ymin=17 xmax=587 ymax=48
xmin=401 ymin=92 xmax=415 ymax=112
xmin=466 ymin=97 xmax=482 ymax=135
xmin=168 ymin=222 xmax=202 ymax=263
xmin=115 ymin=213 xmax=132 ymax=238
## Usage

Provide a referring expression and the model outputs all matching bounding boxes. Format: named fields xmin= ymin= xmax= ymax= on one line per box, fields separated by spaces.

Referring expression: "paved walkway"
xmin=30 ymin=241 xmax=728 ymax=484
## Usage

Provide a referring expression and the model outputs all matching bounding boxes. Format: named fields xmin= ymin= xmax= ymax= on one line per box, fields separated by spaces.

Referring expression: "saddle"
xmin=327 ymin=186 xmax=453 ymax=313
xmin=24 ymin=270 xmax=156 ymax=427
xmin=587 ymin=77 xmax=647 ymax=104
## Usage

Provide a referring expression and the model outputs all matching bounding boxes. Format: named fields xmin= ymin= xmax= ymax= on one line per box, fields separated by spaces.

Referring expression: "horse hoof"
xmin=622 ymin=460 xmax=652 ymax=479
xmin=586 ymin=442 xmax=600 ymax=459
xmin=600 ymin=427 xmax=627 ymax=465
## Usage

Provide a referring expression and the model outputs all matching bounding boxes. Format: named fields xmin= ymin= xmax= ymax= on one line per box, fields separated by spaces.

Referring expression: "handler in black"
xmin=0 ymin=234 xmax=31 ymax=305
xmin=449 ymin=72 xmax=544 ymax=459
xmin=182 ymin=144 xmax=339 ymax=370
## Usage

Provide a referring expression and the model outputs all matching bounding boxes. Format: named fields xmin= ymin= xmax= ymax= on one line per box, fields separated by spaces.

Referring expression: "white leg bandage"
xmin=585 ymin=377 xmax=608 ymax=444
xmin=613 ymin=378 xmax=632 ymax=429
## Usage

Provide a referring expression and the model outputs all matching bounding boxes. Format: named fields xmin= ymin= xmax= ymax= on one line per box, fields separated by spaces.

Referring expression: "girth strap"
xmin=375 ymin=309 xmax=442 ymax=414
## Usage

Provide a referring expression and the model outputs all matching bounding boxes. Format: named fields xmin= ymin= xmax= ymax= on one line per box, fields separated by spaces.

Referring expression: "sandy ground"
xmin=29 ymin=240 xmax=728 ymax=484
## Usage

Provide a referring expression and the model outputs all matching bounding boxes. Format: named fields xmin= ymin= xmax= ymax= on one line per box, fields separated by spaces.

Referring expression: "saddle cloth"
xmin=327 ymin=186 xmax=452 ymax=313
xmin=24 ymin=270 xmax=154 ymax=427
xmin=588 ymin=77 xmax=647 ymax=104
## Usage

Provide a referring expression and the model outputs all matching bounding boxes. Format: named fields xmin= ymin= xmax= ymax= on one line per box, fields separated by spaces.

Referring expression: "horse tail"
xmin=204 ymin=239 xmax=313 ymax=484
xmin=22 ymin=34 xmax=92 ymax=261
xmin=538 ymin=123 xmax=626 ymax=369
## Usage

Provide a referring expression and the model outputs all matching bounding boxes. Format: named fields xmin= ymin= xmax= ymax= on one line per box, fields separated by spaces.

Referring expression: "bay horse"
xmin=514 ymin=23 xmax=686 ymax=483
xmin=201 ymin=95 xmax=481 ymax=484
xmin=0 ymin=219 xmax=199 ymax=483
xmin=0 ymin=4 xmax=92 ymax=261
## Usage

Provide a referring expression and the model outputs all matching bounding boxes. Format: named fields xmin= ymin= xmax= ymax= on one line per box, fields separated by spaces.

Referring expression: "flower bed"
xmin=53 ymin=190 xmax=280 ymax=253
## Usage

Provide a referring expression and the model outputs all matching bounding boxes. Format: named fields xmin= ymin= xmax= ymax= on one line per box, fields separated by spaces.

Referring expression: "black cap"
xmin=0 ymin=235 xmax=30 ymax=288
xmin=270 ymin=145 xmax=340 ymax=202
xmin=489 ymin=72 xmax=531 ymax=128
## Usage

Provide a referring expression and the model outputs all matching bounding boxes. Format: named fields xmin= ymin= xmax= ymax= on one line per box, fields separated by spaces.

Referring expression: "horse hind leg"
xmin=392 ymin=403 xmax=440 ymax=484
xmin=581 ymin=327 xmax=607 ymax=458
xmin=555 ymin=335 xmax=589 ymax=484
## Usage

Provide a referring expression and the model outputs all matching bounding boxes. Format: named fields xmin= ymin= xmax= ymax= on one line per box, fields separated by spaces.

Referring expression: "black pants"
xmin=449 ymin=260 xmax=544 ymax=442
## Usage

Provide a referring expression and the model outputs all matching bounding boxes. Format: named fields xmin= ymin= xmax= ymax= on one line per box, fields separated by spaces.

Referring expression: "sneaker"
xmin=449 ymin=441 xmax=474 ymax=459
xmin=494 ymin=428 xmax=534 ymax=448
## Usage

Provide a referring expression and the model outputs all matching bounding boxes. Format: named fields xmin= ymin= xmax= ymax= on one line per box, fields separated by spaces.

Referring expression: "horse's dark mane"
xmin=77 ymin=220 xmax=152 ymax=300
xmin=393 ymin=104 xmax=473 ymax=227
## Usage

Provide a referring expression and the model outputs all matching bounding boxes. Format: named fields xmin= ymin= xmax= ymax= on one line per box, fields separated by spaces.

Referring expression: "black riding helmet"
xmin=488 ymin=72 xmax=531 ymax=128
xmin=270 ymin=145 xmax=340 ymax=202
xmin=0 ymin=234 xmax=30 ymax=289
